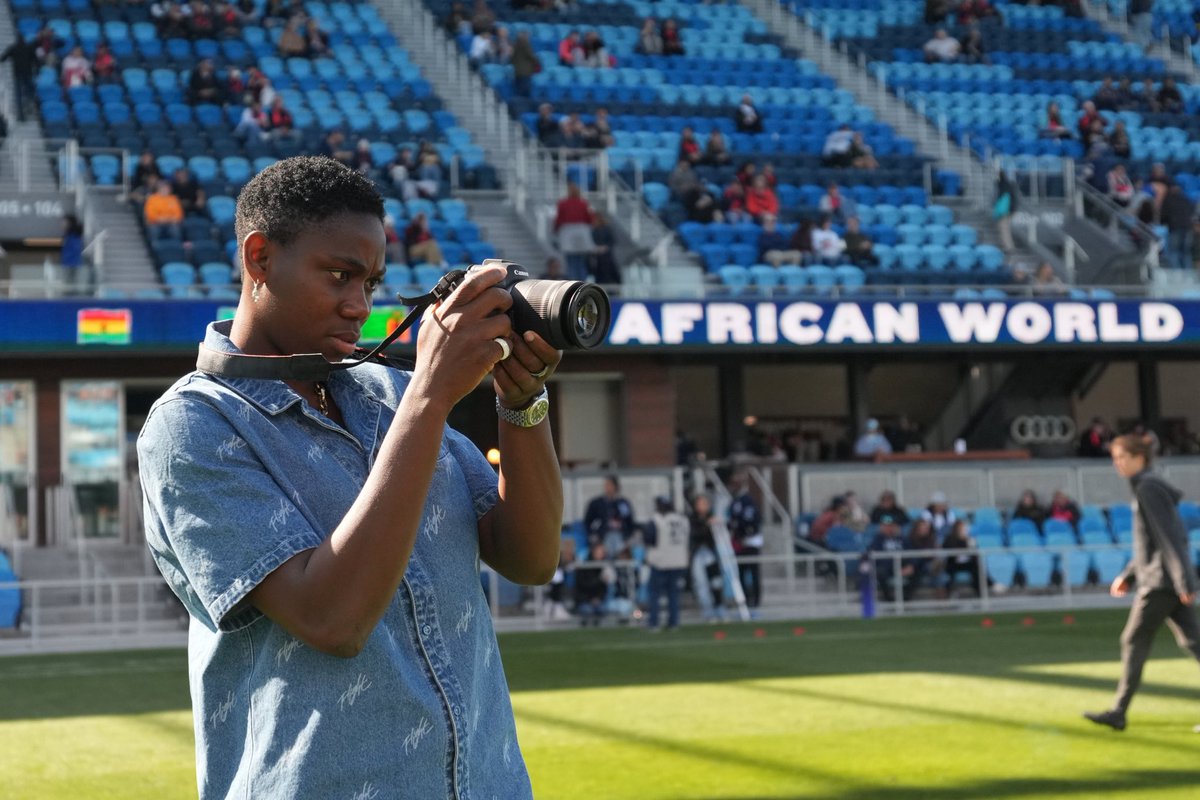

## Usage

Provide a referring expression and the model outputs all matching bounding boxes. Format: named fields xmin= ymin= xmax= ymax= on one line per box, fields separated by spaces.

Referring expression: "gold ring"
xmin=531 ymin=365 xmax=549 ymax=379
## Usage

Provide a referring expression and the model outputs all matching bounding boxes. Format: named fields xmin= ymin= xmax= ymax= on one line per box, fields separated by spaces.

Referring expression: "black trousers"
xmin=1114 ymin=589 xmax=1200 ymax=712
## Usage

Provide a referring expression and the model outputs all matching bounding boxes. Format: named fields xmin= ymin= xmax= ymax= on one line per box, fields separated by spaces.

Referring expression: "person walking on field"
xmin=1084 ymin=433 xmax=1200 ymax=733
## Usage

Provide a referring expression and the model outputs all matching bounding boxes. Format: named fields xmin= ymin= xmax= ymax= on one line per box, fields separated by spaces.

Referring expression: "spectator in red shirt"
xmin=1076 ymin=100 xmax=1106 ymax=140
xmin=554 ymin=182 xmax=594 ymax=281
xmin=722 ymin=180 xmax=750 ymax=223
xmin=678 ymin=127 xmax=702 ymax=165
xmin=744 ymin=174 xmax=778 ymax=222
xmin=661 ymin=19 xmax=685 ymax=56
xmin=404 ymin=212 xmax=444 ymax=266
xmin=93 ymin=43 xmax=116 ymax=82
xmin=558 ymin=31 xmax=582 ymax=66
xmin=266 ymin=96 xmax=295 ymax=141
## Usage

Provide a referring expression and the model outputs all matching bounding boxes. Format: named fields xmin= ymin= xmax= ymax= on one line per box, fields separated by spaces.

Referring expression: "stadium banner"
xmin=2 ymin=298 xmax=1199 ymax=352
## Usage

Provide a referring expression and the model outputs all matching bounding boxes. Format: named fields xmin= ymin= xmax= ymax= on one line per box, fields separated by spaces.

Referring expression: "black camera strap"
xmin=196 ymin=270 xmax=468 ymax=382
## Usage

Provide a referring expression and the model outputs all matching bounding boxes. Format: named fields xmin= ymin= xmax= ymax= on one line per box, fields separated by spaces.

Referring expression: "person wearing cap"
xmin=921 ymin=491 xmax=957 ymax=538
xmin=645 ymin=496 xmax=691 ymax=630
xmin=870 ymin=490 xmax=910 ymax=527
xmin=854 ymin=418 xmax=893 ymax=460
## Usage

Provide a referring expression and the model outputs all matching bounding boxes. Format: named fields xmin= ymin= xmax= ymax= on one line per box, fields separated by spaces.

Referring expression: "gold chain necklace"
xmin=314 ymin=381 xmax=329 ymax=416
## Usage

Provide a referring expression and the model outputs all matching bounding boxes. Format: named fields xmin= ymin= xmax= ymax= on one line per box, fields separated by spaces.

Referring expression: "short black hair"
xmin=234 ymin=156 xmax=384 ymax=248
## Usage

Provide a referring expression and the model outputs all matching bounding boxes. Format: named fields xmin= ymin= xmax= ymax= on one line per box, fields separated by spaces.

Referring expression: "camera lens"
xmin=510 ymin=279 xmax=611 ymax=350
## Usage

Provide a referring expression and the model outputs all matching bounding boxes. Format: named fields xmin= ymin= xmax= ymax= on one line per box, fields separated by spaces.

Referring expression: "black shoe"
xmin=1083 ymin=709 xmax=1126 ymax=731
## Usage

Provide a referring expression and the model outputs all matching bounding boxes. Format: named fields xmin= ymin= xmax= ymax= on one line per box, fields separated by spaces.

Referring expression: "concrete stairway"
xmin=87 ymin=192 xmax=158 ymax=290
xmin=464 ymin=191 xmax=555 ymax=272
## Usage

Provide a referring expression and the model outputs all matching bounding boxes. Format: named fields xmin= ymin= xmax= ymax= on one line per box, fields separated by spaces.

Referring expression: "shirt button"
xmin=422 ymin=625 xmax=432 ymax=635
xmin=452 ymin=705 xmax=461 ymax=717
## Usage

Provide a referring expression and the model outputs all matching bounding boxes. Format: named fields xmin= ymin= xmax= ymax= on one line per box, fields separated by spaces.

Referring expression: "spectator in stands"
xmin=0 ymin=34 xmax=37 ymax=121
xmin=1136 ymin=78 xmax=1159 ymax=113
xmin=130 ymin=150 xmax=162 ymax=205
xmin=172 ymin=167 xmax=206 ymax=216
xmin=788 ymin=219 xmax=815 ymax=263
xmin=214 ymin=1 xmax=242 ymax=36
xmin=554 ymin=182 xmax=594 ymax=281
xmin=811 ymin=217 xmax=846 ymax=264
xmin=559 ymin=113 xmax=585 ymax=149
xmin=703 ymin=130 xmax=732 ymax=166
xmin=923 ymin=29 xmax=961 ymax=63
xmin=353 ymin=139 xmax=374 ymax=177
xmin=941 ymin=520 xmax=988 ymax=596
xmin=994 ymin=171 xmax=1017 ymax=252
xmin=921 ymin=491 xmax=957 ymax=538
xmin=846 ymin=133 xmax=879 ymax=170
xmin=721 ymin=180 xmax=750 ymax=224
xmin=1012 ymin=490 xmax=1047 ymax=532
xmin=822 ymin=124 xmax=855 ymax=167
xmin=1076 ymin=101 xmax=1106 ymax=141
xmin=956 ymin=0 xmax=999 ymax=25
xmin=60 ymin=214 xmax=85 ymax=291
xmin=244 ymin=66 xmax=272 ymax=106
xmin=443 ymin=1 xmax=470 ymax=35
xmin=510 ymin=31 xmax=539 ymax=97
xmin=582 ymin=108 xmax=614 ymax=150
xmin=671 ymin=160 xmax=721 ymax=224
xmin=843 ymin=217 xmax=877 ymax=266
xmin=92 ymin=42 xmax=116 ymax=82
xmin=870 ymin=490 xmax=910 ymax=526
xmin=745 ymin=175 xmax=778 ymax=223
xmin=1162 ymin=184 xmax=1196 ymax=270
xmin=728 ymin=471 xmax=763 ymax=611
xmin=541 ymin=256 xmax=565 ymax=279
xmin=1109 ymin=120 xmax=1131 ymax=160
xmin=1148 ymin=161 xmax=1173 ymax=218
xmin=819 ymin=182 xmax=857 ymax=223
xmin=759 ymin=215 xmax=800 ymax=266
xmin=558 ymin=31 xmax=582 ymax=66
xmin=904 ymin=517 xmax=940 ymax=593
xmin=644 ymin=496 xmax=690 ymax=631
xmin=60 ymin=46 xmax=92 ymax=89
xmin=636 ymin=18 xmax=663 ymax=55
xmin=870 ymin=515 xmax=912 ymax=601
xmin=678 ymin=127 xmax=702 ymax=165
xmin=187 ymin=59 xmax=225 ymax=105
xmin=320 ymin=130 xmax=355 ymax=169
xmin=234 ymin=100 xmax=268 ymax=141
xmin=1157 ymin=77 xmax=1184 ymax=114
xmin=1128 ymin=0 xmax=1154 ymax=49
xmin=842 ymin=490 xmax=870 ymax=531
xmin=493 ymin=27 xmax=514 ymax=64
xmin=734 ymin=94 xmax=764 ymax=134
xmin=469 ymin=29 xmax=495 ymax=64
xmin=303 ymin=17 xmax=330 ymax=57
xmin=959 ymin=27 xmax=987 ymax=65
xmin=1046 ymin=490 xmax=1081 ymax=530
xmin=735 ymin=161 xmax=757 ymax=188
xmin=188 ymin=1 xmax=217 ymax=39
xmin=32 ymin=26 xmax=63 ymax=69
xmin=265 ymin=96 xmax=296 ymax=142
xmin=382 ymin=215 xmax=404 ymax=264
xmin=1032 ymin=262 xmax=1065 ymax=296
xmin=573 ymin=541 xmax=614 ymax=626
xmin=544 ymin=537 xmax=575 ymax=621
xmin=261 ymin=0 xmax=301 ymax=27
xmin=1083 ymin=432 xmax=1200 ymax=733
xmin=235 ymin=0 xmax=260 ymax=24
xmin=403 ymin=213 xmax=444 ymax=266
xmin=277 ymin=16 xmax=307 ymax=57
xmin=470 ymin=0 xmax=495 ymax=34
xmin=144 ymin=182 xmax=184 ymax=241
xmin=854 ymin=417 xmax=893 ymax=460
xmin=225 ymin=67 xmax=245 ymax=101
xmin=535 ymin=103 xmax=560 ymax=147
xmin=585 ymin=474 xmax=636 ymax=557
xmin=152 ymin=3 xmax=187 ymax=38
xmin=414 ymin=145 xmax=444 ymax=197
xmin=1093 ymin=77 xmax=1120 ymax=112
xmin=923 ymin=0 xmax=952 ymax=25
xmin=1040 ymin=102 xmax=1072 ymax=139
xmin=1113 ymin=77 xmax=1139 ymax=111
xmin=808 ymin=495 xmax=848 ymax=547
xmin=1079 ymin=417 xmax=1113 ymax=457
xmin=589 ymin=212 xmax=619 ymax=284
xmin=661 ymin=19 xmax=685 ymax=56
xmin=581 ymin=31 xmax=612 ymax=68
xmin=1107 ymin=163 xmax=1135 ymax=207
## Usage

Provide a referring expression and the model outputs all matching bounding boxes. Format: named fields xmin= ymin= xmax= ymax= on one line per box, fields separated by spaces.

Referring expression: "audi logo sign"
xmin=1009 ymin=415 xmax=1077 ymax=445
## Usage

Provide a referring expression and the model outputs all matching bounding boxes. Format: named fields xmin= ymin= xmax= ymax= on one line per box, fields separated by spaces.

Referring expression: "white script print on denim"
xmin=424 ymin=504 xmax=447 ymax=539
xmin=338 ymin=673 xmax=373 ymax=712
xmin=455 ymin=601 xmax=475 ymax=636
xmin=403 ymin=717 xmax=434 ymax=755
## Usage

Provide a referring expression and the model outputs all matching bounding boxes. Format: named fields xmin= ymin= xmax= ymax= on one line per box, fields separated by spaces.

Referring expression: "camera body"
xmin=464 ymin=259 xmax=611 ymax=350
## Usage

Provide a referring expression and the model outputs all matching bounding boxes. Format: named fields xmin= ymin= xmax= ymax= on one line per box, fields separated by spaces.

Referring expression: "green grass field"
xmin=2 ymin=608 xmax=1199 ymax=799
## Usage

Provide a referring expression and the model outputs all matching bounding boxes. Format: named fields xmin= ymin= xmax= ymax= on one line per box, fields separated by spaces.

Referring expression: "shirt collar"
xmin=199 ymin=320 xmax=386 ymax=416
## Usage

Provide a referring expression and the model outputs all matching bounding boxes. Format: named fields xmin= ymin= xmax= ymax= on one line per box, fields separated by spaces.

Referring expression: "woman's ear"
xmin=241 ymin=230 xmax=270 ymax=285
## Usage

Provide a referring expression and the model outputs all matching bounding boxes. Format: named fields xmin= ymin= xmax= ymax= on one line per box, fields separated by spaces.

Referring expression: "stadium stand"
xmin=11 ymin=0 xmax=502 ymax=297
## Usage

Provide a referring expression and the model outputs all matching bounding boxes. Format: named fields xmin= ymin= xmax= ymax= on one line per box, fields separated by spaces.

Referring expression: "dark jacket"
xmin=1119 ymin=470 xmax=1197 ymax=596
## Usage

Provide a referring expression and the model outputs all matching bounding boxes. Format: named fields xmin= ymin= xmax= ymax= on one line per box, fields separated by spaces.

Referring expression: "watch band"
xmin=496 ymin=389 xmax=549 ymax=428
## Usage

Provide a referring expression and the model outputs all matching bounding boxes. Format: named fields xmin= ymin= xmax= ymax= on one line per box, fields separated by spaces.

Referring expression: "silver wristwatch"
xmin=496 ymin=389 xmax=549 ymax=428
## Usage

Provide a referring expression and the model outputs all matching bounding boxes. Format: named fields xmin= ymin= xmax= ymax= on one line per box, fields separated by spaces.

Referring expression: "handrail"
xmin=1071 ymin=176 xmax=1162 ymax=277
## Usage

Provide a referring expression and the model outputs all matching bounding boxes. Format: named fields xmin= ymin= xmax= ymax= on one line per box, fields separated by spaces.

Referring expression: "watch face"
xmin=527 ymin=397 xmax=549 ymax=425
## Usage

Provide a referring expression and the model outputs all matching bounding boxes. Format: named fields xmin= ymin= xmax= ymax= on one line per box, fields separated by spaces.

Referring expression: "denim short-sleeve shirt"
xmin=137 ymin=320 xmax=532 ymax=800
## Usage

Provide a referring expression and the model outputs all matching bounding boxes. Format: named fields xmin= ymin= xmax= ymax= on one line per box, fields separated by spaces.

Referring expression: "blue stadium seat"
xmin=719 ymin=265 xmax=751 ymax=293
xmin=986 ymin=552 xmax=1018 ymax=587
xmin=1093 ymin=549 xmax=1130 ymax=584
xmin=413 ymin=263 xmax=446 ymax=291
xmin=1020 ymin=551 xmax=1055 ymax=588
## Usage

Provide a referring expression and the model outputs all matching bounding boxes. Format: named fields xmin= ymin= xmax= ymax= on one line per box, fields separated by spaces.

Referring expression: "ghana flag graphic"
xmin=77 ymin=308 xmax=132 ymax=345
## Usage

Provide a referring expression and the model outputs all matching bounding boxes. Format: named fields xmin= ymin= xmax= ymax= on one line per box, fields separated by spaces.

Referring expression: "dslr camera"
xmin=441 ymin=259 xmax=611 ymax=350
